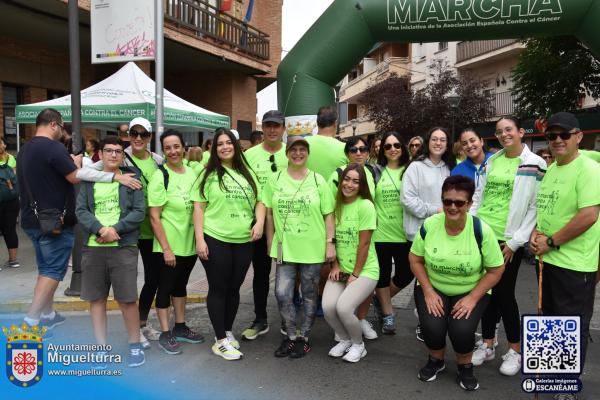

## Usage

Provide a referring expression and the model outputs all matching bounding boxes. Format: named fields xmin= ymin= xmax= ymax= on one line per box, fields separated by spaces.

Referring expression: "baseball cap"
xmin=286 ymin=136 xmax=310 ymax=153
xmin=262 ymin=110 xmax=285 ymax=125
xmin=545 ymin=112 xmax=580 ymax=132
xmin=129 ymin=117 xmax=153 ymax=133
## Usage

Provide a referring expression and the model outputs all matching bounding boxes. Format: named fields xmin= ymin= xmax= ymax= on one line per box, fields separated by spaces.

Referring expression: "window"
xmin=2 ymin=84 xmax=22 ymax=151
xmin=438 ymin=42 xmax=448 ymax=51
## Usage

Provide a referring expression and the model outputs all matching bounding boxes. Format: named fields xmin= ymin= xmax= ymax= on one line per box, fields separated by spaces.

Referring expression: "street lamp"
xmin=352 ymin=119 xmax=358 ymax=136
xmin=448 ymin=95 xmax=460 ymax=143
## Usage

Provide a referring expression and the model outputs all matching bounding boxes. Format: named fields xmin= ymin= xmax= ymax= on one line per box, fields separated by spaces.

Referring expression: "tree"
xmin=511 ymin=36 xmax=600 ymax=119
xmin=362 ymin=60 xmax=492 ymax=140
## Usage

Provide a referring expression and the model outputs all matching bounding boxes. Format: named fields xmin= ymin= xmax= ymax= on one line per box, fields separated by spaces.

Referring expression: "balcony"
xmin=165 ymin=0 xmax=270 ymax=61
xmin=338 ymin=118 xmax=377 ymax=138
xmin=456 ymin=39 xmax=522 ymax=66
xmin=488 ymin=91 xmax=517 ymax=118
xmin=339 ymin=57 xmax=410 ymax=102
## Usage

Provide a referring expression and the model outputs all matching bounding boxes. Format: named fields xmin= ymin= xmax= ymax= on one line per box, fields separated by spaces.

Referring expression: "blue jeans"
xmin=24 ymin=227 xmax=74 ymax=281
xmin=275 ymin=262 xmax=321 ymax=339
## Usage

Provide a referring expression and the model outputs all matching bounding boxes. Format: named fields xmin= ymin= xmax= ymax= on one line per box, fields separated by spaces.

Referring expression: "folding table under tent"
xmin=15 ymin=62 xmax=230 ymax=151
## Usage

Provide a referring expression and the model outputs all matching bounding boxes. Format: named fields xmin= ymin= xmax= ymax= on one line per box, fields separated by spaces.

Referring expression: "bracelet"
xmin=352 ymin=273 xmax=359 ymax=279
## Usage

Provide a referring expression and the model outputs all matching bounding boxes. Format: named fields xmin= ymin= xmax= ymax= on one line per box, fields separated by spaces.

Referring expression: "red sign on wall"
xmin=220 ymin=0 xmax=232 ymax=11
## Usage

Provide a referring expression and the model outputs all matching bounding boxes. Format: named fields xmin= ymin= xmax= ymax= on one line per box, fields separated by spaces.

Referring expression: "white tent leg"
xmin=16 ymin=123 xmax=20 ymax=153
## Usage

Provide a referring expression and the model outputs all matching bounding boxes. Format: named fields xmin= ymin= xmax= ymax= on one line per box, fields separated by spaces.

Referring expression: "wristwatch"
xmin=327 ymin=238 xmax=336 ymax=244
xmin=546 ymin=236 xmax=560 ymax=250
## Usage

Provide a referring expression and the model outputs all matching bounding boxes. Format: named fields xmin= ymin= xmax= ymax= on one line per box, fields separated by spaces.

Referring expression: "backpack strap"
xmin=364 ymin=163 xmax=382 ymax=185
xmin=157 ymin=165 xmax=169 ymax=190
xmin=419 ymin=223 xmax=427 ymax=240
xmin=472 ymin=215 xmax=483 ymax=256
xmin=333 ymin=167 xmax=343 ymax=187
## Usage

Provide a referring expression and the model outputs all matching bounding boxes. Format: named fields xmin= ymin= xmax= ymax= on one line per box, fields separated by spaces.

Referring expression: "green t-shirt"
xmin=200 ymin=153 xmax=211 ymax=167
xmin=188 ymin=160 xmax=205 ymax=175
xmin=410 ymin=213 xmax=504 ymax=296
xmin=130 ymin=153 xmax=159 ymax=240
xmin=536 ymin=154 xmax=600 ymax=272
xmin=335 ymin=198 xmax=379 ymax=281
xmin=147 ymin=165 xmax=199 ymax=256
xmin=581 ymin=149 xmax=600 ymax=163
xmin=263 ymin=170 xmax=335 ymax=263
xmin=477 ymin=154 xmax=520 ymax=240
xmin=328 ymin=164 xmax=376 ymax=199
xmin=305 ymin=135 xmax=347 ymax=180
xmin=87 ymin=182 xmax=121 ymax=247
xmin=193 ymin=167 xmax=261 ymax=243
xmin=244 ymin=144 xmax=288 ymax=189
xmin=1 ymin=154 xmax=16 ymax=169
xmin=373 ymin=166 xmax=406 ymax=243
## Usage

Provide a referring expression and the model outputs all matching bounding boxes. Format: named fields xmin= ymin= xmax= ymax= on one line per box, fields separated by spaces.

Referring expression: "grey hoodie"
xmin=401 ymin=158 xmax=451 ymax=241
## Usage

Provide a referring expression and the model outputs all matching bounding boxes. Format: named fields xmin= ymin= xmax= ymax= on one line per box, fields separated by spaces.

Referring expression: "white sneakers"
xmin=328 ymin=340 xmax=352 ymax=357
xmin=141 ymin=324 xmax=161 ymax=341
xmin=471 ymin=343 xmax=495 ymax=366
xmin=139 ymin=329 xmax=151 ymax=349
xmin=342 ymin=343 xmax=367 ymax=363
xmin=226 ymin=331 xmax=240 ymax=349
xmin=212 ymin=338 xmax=243 ymax=361
xmin=499 ymin=349 xmax=521 ymax=376
xmin=360 ymin=319 xmax=378 ymax=340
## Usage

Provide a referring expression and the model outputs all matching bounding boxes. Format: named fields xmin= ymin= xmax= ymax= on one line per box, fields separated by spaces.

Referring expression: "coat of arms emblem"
xmin=3 ymin=323 xmax=46 ymax=387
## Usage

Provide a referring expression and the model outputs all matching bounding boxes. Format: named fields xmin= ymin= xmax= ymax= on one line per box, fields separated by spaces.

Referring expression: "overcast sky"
xmin=256 ymin=0 xmax=334 ymax=121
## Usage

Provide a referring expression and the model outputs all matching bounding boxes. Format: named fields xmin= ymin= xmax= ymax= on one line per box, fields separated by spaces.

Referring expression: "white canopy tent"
xmin=15 ymin=62 xmax=230 ymax=150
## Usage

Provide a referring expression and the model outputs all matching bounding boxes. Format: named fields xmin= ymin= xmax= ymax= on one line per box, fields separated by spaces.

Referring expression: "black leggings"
xmin=155 ymin=253 xmax=197 ymax=308
xmin=0 ymin=198 xmax=19 ymax=250
xmin=203 ymin=234 xmax=254 ymax=339
xmin=415 ymin=285 xmax=490 ymax=354
xmin=251 ymin=235 xmax=272 ymax=321
xmin=138 ymin=239 xmax=160 ymax=321
xmin=481 ymin=244 xmax=524 ymax=344
xmin=375 ymin=242 xmax=414 ymax=289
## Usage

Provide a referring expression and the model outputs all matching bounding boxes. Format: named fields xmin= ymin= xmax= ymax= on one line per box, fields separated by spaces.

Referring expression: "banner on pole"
xmin=91 ymin=0 xmax=155 ymax=64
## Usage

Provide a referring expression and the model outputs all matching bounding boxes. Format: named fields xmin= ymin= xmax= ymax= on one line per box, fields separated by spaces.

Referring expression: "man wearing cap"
xmin=530 ymin=112 xmax=600 ymax=397
xmin=263 ymin=136 xmax=336 ymax=358
xmin=79 ymin=117 xmax=164 ymax=347
xmin=241 ymin=110 xmax=288 ymax=340
xmin=305 ymin=105 xmax=347 ymax=180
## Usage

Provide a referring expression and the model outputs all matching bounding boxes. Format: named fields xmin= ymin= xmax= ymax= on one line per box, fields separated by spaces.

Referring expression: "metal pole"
xmin=155 ymin=0 xmax=164 ymax=154
xmin=68 ymin=0 xmax=82 ymax=155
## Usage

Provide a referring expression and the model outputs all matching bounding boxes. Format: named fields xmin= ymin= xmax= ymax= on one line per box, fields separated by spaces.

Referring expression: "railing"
xmin=165 ymin=0 xmax=270 ymax=60
xmin=457 ymin=39 xmax=519 ymax=63
xmin=339 ymin=57 xmax=409 ymax=98
xmin=489 ymin=91 xmax=517 ymax=117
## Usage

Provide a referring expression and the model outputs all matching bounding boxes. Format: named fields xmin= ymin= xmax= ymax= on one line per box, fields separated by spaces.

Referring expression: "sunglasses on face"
xmin=442 ymin=198 xmax=468 ymax=208
xmin=129 ymin=130 xmax=151 ymax=139
xmin=384 ymin=143 xmax=402 ymax=151
xmin=348 ymin=146 xmax=368 ymax=154
xmin=542 ymin=155 xmax=553 ymax=160
xmin=409 ymin=143 xmax=420 ymax=148
xmin=545 ymin=131 xmax=575 ymax=141
xmin=269 ymin=154 xmax=277 ymax=172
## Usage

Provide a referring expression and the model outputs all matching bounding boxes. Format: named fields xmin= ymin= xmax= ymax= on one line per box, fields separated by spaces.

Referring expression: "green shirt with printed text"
xmin=87 ymin=182 xmax=121 ymax=247
xmin=373 ymin=166 xmax=406 ymax=243
xmin=130 ymin=153 xmax=159 ymax=240
xmin=244 ymin=144 xmax=288 ymax=189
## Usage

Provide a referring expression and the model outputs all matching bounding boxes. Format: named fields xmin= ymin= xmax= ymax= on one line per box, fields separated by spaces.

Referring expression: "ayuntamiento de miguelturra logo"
xmin=3 ymin=323 xmax=46 ymax=388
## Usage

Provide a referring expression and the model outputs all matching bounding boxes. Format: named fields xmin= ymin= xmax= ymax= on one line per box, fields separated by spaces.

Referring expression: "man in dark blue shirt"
xmin=17 ymin=108 xmax=80 ymax=331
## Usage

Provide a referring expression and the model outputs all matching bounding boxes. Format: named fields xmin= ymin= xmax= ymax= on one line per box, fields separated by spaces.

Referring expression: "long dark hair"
xmin=334 ymin=163 xmax=374 ymax=223
xmin=402 ymin=127 xmax=456 ymax=178
xmin=199 ymin=128 xmax=257 ymax=198
xmin=377 ymin=131 xmax=410 ymax=167
xmin=459 ymin=127 xmax=487 ymax=160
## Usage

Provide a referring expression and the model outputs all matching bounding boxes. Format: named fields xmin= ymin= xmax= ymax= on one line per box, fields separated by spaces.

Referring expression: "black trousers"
xmin=0 ymin=198 xmax=19 ymax=250
xmin=155 ymin=254 xmax=197 ymax=309
xmin=375 ymin=241 xmax=414 ymax=289
xmin=481 ymin=244 xmax=524 ymax=344
xmin=251 ymin=235 xmax=272 ymax=321
xmin=539 ymin=262 xmax=596 ymax=370
xmin=203 ymin=234 xmax=254 ymax=339
xmin=415 ymin=285 xmax=490 ymax=354
xmin=138 ymin=239 xmax=160 ymax=321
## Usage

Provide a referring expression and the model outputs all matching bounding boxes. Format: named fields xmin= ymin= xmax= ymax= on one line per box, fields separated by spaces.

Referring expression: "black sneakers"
xmin=274 ymin=337 xmax=293 ymax=358
xmin=456 ymin=363 xmax=479 ymax=391
xmin=289 ymin=338 xmax=310 ymax=359
xmin=158 ymin=331 xmax=182 ymax=355
xmin=418 ymin=356 xmax=446 ymax=382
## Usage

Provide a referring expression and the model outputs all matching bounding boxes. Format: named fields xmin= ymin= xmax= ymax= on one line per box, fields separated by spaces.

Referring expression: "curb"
xmin=0 ymin=293 xmax=206 ymax=314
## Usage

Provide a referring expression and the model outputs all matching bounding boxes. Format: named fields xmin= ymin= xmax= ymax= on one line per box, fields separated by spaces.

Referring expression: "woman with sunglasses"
xmin=408 ymin=136 xmax=424 ymax=160
xmin=451 ymin=128 xmax=493 ymax=189
xmin=411 ymin=175 xmax=504 ymax=391
xmin=323 ymin=163 xmax=379 ymax=363
xmin=193 ymin=128 xmax=265 ymax=360
xmin=372 ymin=132 xmax=411 ymax=334
xmin=328 ymin=136 xmax=379 ymax=340
xmin=471 ymin=116 xmax=546 ymax=375
xmin=148 ymin=130 xmax=205 ymax=355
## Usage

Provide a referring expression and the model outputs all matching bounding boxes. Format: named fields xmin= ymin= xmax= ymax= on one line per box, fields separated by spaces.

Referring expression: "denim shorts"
xmin=24 ymin=227 xmax=74 ymax=281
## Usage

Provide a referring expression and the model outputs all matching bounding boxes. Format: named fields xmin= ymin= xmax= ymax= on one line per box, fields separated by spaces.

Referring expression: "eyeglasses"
xmin=102 ymin=148 xmax=124 ymax=155
xmin=545 ymin=131 xmax=576 ymax=141
xmin=348 ymin=146 xmax=368 ymax=154
xmin=269 ymin=154 xmax=277 ymax=172
xmin=384 ymin=143 xmax=402 ymax=151
xmin=442 ymin=198 xmax=468 ymax=208
xmin=129 ymin=129 xmax=151 ymax=139
xmin=409 ymin=143 xmax=421 ymax=148
xmin=541 ymin=155 xmax=553 ymax=160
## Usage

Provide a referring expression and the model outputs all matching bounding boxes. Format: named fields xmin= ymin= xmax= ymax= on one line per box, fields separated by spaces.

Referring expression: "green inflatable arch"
xmin=277 ymin=0 xmax=600 ymax=134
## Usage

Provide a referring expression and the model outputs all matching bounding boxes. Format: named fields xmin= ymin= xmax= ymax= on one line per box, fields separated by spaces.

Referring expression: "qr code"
xmin=522 ymin=315 xmax=581 ymax=374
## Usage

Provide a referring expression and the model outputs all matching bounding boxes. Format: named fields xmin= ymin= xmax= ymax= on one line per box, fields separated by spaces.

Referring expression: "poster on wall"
xmin=91 ymin=0 xmax=155 ymax=64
